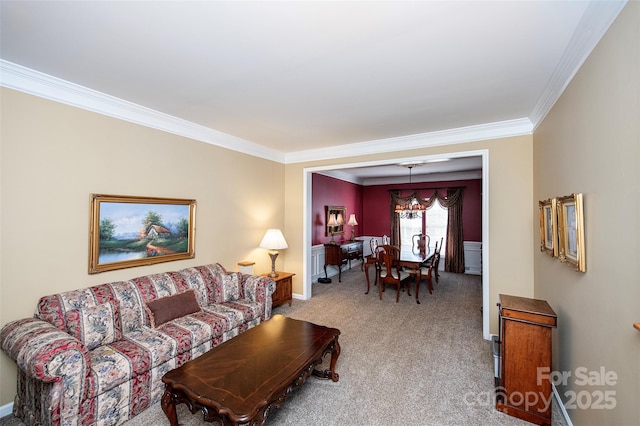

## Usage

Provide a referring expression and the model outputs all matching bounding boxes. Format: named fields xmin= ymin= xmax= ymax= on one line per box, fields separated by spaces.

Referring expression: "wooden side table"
xmin=496 ymin=294 xmax=557 ymax=425
xmin=262 ymin=272 xmax=295 ymax=308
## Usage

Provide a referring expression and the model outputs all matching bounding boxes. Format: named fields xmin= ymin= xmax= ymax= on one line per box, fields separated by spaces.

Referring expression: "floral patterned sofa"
xmin=0 ymin=263 xmax=275 ymax=426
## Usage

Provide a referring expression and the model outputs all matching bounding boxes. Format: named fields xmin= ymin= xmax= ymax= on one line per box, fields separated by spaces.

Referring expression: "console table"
xmin=324 ymin=240 xmax=363 ymax=282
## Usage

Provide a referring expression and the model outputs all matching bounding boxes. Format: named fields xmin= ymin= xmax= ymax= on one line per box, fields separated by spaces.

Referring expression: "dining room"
xmin=307 ymin=154 xmax=484 ymax=309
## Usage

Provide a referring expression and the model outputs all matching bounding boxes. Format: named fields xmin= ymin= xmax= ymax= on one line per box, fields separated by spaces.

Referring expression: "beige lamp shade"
xmin=259 ymin=229 xmax=288 ymax=277
xmin=347 ymin=214 xmax=358 ymax=241
xmin=259 ymin=229 xmax=288 ymax=250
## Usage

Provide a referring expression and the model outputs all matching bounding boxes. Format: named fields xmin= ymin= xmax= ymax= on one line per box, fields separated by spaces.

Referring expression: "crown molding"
xmin=284 ymin=118 xmax=533 ymax=164
xmin=0 ymin=60 xmax=286 ymax=163
xmin=529 ymin=0 xmax=627 ymax=129
xmin=318 ymin=169 xmax=482 ymax=187
xmin=0 ymin=60 xmax=532 ymax=165
xmin=2 ymin=0 xmax=625 ymax=169
xmin=362 ymin=170 xmax=483 ymax=186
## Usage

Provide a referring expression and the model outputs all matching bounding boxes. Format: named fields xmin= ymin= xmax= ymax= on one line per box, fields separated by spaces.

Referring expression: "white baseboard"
xmin=0 ymin=402 xmax=13 ymax=418
xmin=552 ymin=383 xmax=573 ymax=426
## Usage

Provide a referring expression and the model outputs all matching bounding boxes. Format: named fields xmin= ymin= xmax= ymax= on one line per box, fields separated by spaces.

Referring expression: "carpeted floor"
xmin=1 ymin=268 xmax=567 ymax=425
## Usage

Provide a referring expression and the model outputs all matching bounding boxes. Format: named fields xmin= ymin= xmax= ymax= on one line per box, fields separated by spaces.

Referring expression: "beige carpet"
xmin=1 ymin=268 xmax=566 ymax=425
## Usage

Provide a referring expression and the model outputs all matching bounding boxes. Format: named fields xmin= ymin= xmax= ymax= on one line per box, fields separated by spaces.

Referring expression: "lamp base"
xmin=268 ymin=251 xmax=280 ymax=277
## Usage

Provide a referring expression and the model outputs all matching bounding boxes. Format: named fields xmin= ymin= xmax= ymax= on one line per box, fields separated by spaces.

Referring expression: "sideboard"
xmin=323 ymin=240 xmax=363 ymax=282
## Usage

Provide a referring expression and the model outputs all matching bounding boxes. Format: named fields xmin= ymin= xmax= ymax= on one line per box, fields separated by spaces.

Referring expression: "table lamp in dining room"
xmin=348 ymin=214 xmax=358 ymax=241
xmin=327 ymin=214 xmax=339 ymax=244
xmin=259 ymin=229 xmax=288 ymax=278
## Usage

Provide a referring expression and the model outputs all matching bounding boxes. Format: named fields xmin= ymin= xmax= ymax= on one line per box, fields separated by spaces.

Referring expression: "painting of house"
xmin=146 ymin=225 xmax=171 ymax=240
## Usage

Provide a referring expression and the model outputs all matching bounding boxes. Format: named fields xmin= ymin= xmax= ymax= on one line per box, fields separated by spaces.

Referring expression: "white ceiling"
xmin=0 ymin=0 xmax=626 ymax=181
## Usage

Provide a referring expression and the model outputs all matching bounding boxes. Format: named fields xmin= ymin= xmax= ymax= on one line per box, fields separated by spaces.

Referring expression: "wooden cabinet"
xmin=496 ymin=294 xmax=557 ymax=426
xmin=323 ymin=240 xmax=363 ymax=282
xmin=262 ymin=272 xmax=294 ymax=308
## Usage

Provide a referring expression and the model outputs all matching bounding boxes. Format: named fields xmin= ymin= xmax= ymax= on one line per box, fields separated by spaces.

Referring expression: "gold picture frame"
xmin=325 ymin=206 xmax=346 ymax=237
xmin=89 ymin=194 xmax=196 ymax=274
xmin=557 ymin=193 xmax=586 ymax=272
xmin=539 ymin=198 xmax=558 ymax=257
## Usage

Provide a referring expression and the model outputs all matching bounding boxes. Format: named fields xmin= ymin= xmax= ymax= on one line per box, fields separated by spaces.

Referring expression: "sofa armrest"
xmin=240 ymin=275 xmax=276 ymax=320
xmin=1 ymin=317 xmax=90 ymax=382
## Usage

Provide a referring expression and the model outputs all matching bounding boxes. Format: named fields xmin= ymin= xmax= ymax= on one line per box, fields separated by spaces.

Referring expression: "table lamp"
xmin=348 ymin=214 xmax=358 ymax=241
xmin=259 ymin=229 xmax=288 ymax=277
xmin=327 ymin=214 xmax=338 ymax=244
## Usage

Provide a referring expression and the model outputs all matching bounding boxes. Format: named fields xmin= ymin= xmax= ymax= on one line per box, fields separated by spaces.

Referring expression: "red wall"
xmin=311 ymin=174 xmax=363 ymax=245
xmin=311 ymin=174 xmax=482 ymax=245
xmin=362 ymin=179 xmax=482 ymax=242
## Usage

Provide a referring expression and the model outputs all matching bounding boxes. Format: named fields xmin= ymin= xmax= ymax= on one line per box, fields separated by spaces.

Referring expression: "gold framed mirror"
xmin=325 ymin=206 xmax=346 ymax=238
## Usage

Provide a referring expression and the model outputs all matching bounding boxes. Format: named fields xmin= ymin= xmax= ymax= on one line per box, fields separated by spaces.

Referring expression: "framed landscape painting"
xmin=539 ymin=198 xmax=558 ymax=257
xmin=557 ymin=193 xmax=586 ymax=272
xmin=89 ymin=194 xmax=196 ymax=274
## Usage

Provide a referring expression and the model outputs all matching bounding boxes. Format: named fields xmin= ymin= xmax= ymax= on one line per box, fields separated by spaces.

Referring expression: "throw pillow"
xmin=145 ymin=289 xmax=201 ymax=328
xmin=65 ymin=301 xmax=122 ymax=350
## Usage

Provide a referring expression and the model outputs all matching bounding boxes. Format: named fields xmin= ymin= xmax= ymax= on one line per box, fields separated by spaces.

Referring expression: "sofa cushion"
xmin=157 ymin=310 xmax=229 ymax=356
xmin=145 ymin=289 xmax=201 ymax=328
xmin=202 ymin=263 xmax=245 ymax=303
xmin=177 ymin=267 xmax=210 ymax=307
xmin=208 ymin=263 xmax=228 ymax=304
xmin=221 ymin=272 xmax=242 ymax=302
xmin=86 ymin=327 xmax=179 ymax=398
xmin=109 ymin=281 xmax=145 ymax=334
xmin=65 ymin=301 xmax=122 ymax=350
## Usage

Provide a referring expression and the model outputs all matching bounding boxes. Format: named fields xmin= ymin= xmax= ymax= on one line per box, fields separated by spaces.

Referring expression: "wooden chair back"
xmin=370 ymin=238 xmax=379 ymax=257
xmin=412 ymin=233 xmax=430 ymax=254
xmin=378 ymin=245 xmax=409 ymax=303
xmin=433 ymin=237 xmax=443 ymax=282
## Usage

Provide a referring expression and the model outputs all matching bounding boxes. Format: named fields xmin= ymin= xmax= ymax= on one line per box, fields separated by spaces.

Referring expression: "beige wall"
xmin=284 ymin=135 xmax=535 ymax=335
xmin=533 ymin=2 xmax=639 ymax=425
xmin=0 ymin=88 xmax=286 ymax=405
xmin=1 ymin=89 xmax=537 ymax=410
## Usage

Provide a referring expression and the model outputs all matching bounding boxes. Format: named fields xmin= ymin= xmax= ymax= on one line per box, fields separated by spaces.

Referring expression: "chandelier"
xmin=395 ymin=163 xmax=427 ymax=219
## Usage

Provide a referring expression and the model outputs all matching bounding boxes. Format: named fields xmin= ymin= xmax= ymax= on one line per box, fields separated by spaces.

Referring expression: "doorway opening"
xmin=302 ymin=149 xmax=490 ymax=339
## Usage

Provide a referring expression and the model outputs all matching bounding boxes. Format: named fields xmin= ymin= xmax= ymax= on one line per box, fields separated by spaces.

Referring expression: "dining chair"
xmin=377 ymin=244 xmax=410 ymax=303
xmin=432 ymin=237 xmax=443 ymax=283
xmin=411 ymin=240 xmax=440 ymax=296
xmin=412 ymin=233 xmax=430 ymax=254
xmin=368 ymin=243 xmax=385 ymax=290
xmin=370 ymin=238 xmax=379 ymax=255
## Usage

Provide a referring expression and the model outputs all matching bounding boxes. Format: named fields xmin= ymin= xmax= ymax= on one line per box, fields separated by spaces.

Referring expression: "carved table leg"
xmin=327 ymin=339 xmax=341 ymax=382
xmin=312 ymin=336 xmax=341 ymax=382
xmin=161 ymin=387 xmax=179 ymax=426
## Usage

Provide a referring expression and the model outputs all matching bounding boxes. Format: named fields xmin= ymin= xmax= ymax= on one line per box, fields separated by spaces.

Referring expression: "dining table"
xmin=363 ymin=244 xmax=434 ymax=303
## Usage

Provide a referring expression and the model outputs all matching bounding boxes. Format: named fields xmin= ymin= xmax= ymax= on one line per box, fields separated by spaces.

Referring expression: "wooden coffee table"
xmin=161 ymin=314 xmax=341 ymax=425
